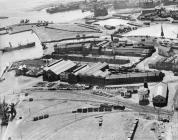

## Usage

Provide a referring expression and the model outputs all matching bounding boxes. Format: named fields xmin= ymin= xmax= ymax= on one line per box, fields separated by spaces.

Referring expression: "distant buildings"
xmin=139 ymin=7 xmax=178 ymax=21
xmin=94 ymin=6 xmax=108 ymax=17
xmin=149 ymin=56 xmax=178 ymax=73
xmin=158 ymin=40 xmax=178 ymax=57
xmin=53 ymin=38 xmax=156 ymax=58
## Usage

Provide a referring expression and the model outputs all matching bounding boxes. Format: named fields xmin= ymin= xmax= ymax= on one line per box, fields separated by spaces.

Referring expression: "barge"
xmin=46 ymin=2 xmax=80 ymax=14
xmin=0 ymin=16 xmax=8 ymax=19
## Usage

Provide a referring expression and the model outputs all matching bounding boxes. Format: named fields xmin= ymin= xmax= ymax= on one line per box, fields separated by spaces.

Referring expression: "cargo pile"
xmin=33 ymin=81 xmax=91 ymax=90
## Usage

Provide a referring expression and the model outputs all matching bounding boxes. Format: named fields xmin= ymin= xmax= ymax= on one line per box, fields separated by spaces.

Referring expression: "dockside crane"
xmin=161 ymin=24 xmax=165 ymax=38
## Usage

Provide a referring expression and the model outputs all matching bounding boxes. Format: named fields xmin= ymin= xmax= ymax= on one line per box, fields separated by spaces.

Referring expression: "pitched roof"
xmin=78 ymin=62 xmax=109 ymax=78
xmin=45 ymin=60 xmax=76 ymax=75
xmin=153 ymin=82 xmax=168 ymax=98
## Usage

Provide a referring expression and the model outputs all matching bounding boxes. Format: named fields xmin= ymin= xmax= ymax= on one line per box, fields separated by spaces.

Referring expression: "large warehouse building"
xmin=43 ymin=59 xmax=165 ymax=86
xmin=43 ymin=59 xmax=77 ymax=81
xmin=76 ymin=62 xmax=110 ymax=85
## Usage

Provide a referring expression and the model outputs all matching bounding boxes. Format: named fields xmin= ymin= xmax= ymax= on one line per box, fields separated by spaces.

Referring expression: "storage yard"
xmin=1 ymin=1 xmax=178 ymax=140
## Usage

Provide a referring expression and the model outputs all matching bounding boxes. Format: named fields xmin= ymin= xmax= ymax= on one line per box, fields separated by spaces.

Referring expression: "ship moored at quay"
xmin=0 ymin=42 xmax=35 ymax=53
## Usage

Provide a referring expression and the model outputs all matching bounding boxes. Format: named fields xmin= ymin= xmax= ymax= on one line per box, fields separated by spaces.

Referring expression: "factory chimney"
xmin=161 ymin=24 xmax=165 ymax=38
xmin=144 ymin=82 xmax=148 ymax=88
xmin=111 ymin=34 xmax=113 ymax=41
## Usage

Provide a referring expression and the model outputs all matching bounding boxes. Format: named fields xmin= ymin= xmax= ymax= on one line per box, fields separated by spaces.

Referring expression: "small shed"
xmin=152 ymin=82 xmax=169 ymax=107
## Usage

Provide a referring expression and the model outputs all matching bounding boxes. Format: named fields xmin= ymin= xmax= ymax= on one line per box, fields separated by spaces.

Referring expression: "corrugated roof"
xmin=78 ymin=62 xmax=108 ymax=77
xmin=87 ymin=62 xmax=108 ymax=76
xmin=79 ymin=63 xmax=100 ymax=75
xmin=47 ymin=59 xmax=63 ymax=68
xmin=73 ymin=64 xmax=87 ymax=73
xmin=93 ymin=70 xmax=103 ymax=77
xmin=45 ymin=60 xmax=76 ymax=75
xmin=44 ymin=60 xmax=65 ymax=71
xmin=86 ymin=62 xmax=102 ymax=76
xmin=153 ymin=82 xmax=168 ymax=98
xmin=55 ymin=60 xmax=76 ymax=75
xmin=45 ymin=60 xmax=66 ymax=71
xmin=164 ymin=56 xmax=177 ymax=63
xmin=157 ymin=57 xmax=168 ymax=63
xmin=74 ymin=65 xmax=89 ymax=75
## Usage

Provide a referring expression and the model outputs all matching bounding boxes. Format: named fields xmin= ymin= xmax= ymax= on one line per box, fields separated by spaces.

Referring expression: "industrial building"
xmin=43 ymin=59 xmax=165 ymax=86
xmin=163 ymin=0 xmax=178 ymax=5
xmin=139 ymin=0 xmax=155 ymax=9
xmin=70 ymin=62 xmax=164 ymax=86
xmin=105 ymin=71 xmax=164 ymax=85
xmin=138 ymin=6 xmax=178 ymax=21
xmin=152 ymin=82 xmax=169 ymax=107
xmin=148 ymin=56 xmax=178 ymax=73
xmin=52 ymin=54 xmax=130 ymax=65
xmin=76 ymin=62 xmax=110 ymax=85
xmin=53 ymin=38 xmax=155 ymax=57
xmin=43 ymin=59 xmax=77 ymax=81
xmin=158 ymin=44 xmax=178 ymax=57
xmin=73 ymin=65 xmax=164 ymax=86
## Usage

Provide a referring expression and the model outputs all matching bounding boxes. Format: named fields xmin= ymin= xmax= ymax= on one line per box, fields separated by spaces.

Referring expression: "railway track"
xmin=25 ymin=110 xmax=132 ymax=140
xmin=26 ymin=90 xmax=174 ymax=116
xmin=6 ymin=89 xmax=174 ymax=140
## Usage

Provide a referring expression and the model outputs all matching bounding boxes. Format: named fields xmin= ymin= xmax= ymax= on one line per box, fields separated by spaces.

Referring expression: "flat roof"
xmin=106 ymin=71 xmax=161 ymax=79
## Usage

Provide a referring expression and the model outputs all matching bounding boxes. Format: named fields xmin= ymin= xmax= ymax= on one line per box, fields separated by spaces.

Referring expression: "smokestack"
xmin=111 ymin=34 xmax=113 ymax=41
xmin=144 ymin=82 xmax=148 ymax=88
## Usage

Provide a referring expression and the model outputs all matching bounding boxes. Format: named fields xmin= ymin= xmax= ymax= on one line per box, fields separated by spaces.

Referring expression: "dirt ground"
xmin=1 ymin=90 xmax=138 ymax=140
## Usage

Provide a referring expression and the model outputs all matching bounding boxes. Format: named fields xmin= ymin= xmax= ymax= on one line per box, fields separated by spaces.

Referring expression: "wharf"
xmin=7 ymin=23 xmax=102 ymax=43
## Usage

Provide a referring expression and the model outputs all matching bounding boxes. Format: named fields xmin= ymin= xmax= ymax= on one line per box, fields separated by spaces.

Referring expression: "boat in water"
xmin=0 ymin=16 xmax=8 ymax=19
xmin=46 ymin=2 xmax=80 ymax=14
xmin=0 ymin=42 xmax=35 ymax=53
